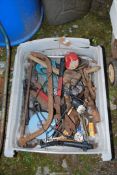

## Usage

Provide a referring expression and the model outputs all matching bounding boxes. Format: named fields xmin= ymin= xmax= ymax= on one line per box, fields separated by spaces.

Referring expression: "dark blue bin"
xmin=0 ymin=0 xmax=44 ymax=46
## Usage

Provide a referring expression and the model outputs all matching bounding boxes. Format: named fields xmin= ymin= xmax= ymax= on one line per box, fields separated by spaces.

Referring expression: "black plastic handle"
xmin=40 ymin=140 xmax=93 ymax=151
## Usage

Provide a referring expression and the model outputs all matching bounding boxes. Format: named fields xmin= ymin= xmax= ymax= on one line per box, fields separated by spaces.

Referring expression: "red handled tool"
xmin=36 ymin=85 xmax=48 ymax=102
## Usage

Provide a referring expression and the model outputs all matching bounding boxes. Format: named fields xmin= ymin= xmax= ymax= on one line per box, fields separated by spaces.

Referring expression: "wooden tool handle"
xmin=28 ymin=54 xmax=59 ymax=75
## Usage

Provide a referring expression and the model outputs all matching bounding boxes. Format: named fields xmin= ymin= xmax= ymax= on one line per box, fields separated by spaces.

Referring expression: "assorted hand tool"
xmin=18 ymin=51 xmax=101 ymax=151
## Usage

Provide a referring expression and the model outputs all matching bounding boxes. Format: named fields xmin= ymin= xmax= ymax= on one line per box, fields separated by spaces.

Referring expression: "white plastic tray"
xmin=4 ymin=38 xmax=112 ymax=161
xmin=110 ymin=0 xmax=117 ymax=39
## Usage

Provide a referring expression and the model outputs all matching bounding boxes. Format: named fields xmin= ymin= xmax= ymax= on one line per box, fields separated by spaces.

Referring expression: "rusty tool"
xmin=54 ymin=96 xmax=61 ymax=120
xmin=28 ymin=54 xmax=59 ymax=75
xmin=18 ymin=52 xmax=54 ymax=147
xmin=81 ymin=69 xmax=96 ymax=100
xmin=57 ymin=58 xmax=65 ymax=96
xmin=30 ymin=81 xmax=48 ymax=111
xmin=81 ymin=69 xmax=100 ymax=123
xmin=54 ymin=58 xmax=65 ymax=121
xmin=62 ymin=95 xmax=80 ymax=135
xmin=63 ymin=69 xmax=81 ymax=85
xmin=63 ymin=108 xmax=80 ymax=135
xmin=19 ymin=60 xmax=33 ymax=136
xmin=88 ymin=106 xmax=100 ymax=123
xmin=84 ymin=66 xmax=101 ymax=74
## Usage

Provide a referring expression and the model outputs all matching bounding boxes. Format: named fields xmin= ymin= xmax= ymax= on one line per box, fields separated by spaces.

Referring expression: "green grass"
xmin=33 ymin=12 xmax=112 ymax=55
xmin=109 ymin=86 xmax=117 ymax=101
xmin=0 ymin=153 xmax=66 ymax=175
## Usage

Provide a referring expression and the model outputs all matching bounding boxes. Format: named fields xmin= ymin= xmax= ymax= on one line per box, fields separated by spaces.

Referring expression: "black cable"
xmin=35 ymin=111 xmax=46 ymax=132
xmin=33 ymin=101 xmax=46 ymax=132
xmin=36 ymin=79 xmax=48 ymax=98
xmin=35 ymin=71 xmax=53 ymax=98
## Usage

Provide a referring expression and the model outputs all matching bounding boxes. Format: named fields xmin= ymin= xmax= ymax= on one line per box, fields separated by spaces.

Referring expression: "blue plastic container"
xmin=0 ymin=0 xmax=44 ymax=46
